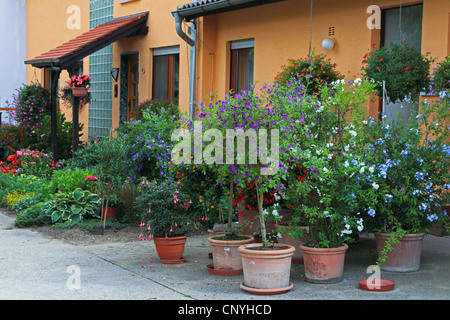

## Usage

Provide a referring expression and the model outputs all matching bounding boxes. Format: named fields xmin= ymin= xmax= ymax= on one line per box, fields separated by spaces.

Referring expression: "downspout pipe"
xmin=173 ymin=11 xmax=194 ymax=46
xmin=173 ymin=11 xmax=196 ymax=120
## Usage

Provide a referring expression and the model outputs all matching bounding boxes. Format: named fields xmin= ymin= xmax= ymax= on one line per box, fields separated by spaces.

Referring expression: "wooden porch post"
xmin=49 ymin=67 xmax=61 ymax=162
xmin=68 ymin=62 xmax=83 ymax=156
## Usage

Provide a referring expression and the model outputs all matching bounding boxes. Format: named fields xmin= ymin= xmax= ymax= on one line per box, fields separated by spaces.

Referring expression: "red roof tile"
xmin=26 ymin=12 xmax=148 ymax=68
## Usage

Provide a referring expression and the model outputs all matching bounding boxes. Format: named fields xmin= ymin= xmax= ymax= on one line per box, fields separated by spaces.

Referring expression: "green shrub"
xmin=41 ymin=167 xmax=97 ymax=199
xmin=14 ymin=202 xmax=47 ymax=228
xmin=275 ymin=52 xmax=342 ymax=95
xmin=432 ymin=56 xmax=450 ymax=93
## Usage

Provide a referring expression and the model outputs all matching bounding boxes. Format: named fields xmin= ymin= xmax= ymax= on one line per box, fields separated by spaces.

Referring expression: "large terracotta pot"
xmin=153 ymin=235 xmax=187 ymax=264
xmin=275 ymin=224 xmax=308 ymax=263
xmin=300 ymin=244 xmax=348 ymax=283
xmin=238 ymin=243 xmax=295 ymax=294
xmin=208 ymin=235 xmax=254 ymax=275
xmin=375 ymin=233 xmax=424 ymax=272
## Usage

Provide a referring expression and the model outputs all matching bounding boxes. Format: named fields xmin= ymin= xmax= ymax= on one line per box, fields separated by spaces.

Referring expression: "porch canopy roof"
xmin=173 ymin=0 xmax=286 ymax=21
xmin=25 ymin=12 xmax=149 ymax=69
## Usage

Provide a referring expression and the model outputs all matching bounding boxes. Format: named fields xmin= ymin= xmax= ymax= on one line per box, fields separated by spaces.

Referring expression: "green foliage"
xmin=69 ymin=136 xmax=128 ymax=184
xmin=362 ymin=41 xmax=433 ymax=103
xmin=41 ymin=167 xmax=97 ymax=199
xmin=0 ymin=173 xmax=46 ymax=206
xmin=42 ymin=188 xmax=101 ymax=223
xmin=11 ymin=195 xmax=41 ymax=212
xmin=27 ymin=113 xmax=83 ymax=160
xmin=131 ymin=97 xmax=179 ymax=121
xmin=0 ymin=124 xmax=22 ymax=162
xmin=14 ymin=202 xmax=48 ymax=228
xmin=432 ymin=56 xmax=450 ymax=92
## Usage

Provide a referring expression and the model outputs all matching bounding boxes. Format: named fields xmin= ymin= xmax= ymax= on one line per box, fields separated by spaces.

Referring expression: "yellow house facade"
xmin=26 ymin=0 xmax=450 ymax=143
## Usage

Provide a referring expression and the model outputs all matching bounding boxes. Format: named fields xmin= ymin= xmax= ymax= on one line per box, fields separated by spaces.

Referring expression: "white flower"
xmin=349 ymin=130 xmax=357 ymax=137
xmin=360 ymin=167 xmax=365 ymax=174
xmin=372 ymin=182 xmax=379 ymax=190
xmin=323 ymin=167 xmax=328 ymax=173
xmin=272 ymin=209 xmax=279 ymax=216
xmin=344 ymin=160 xmax=349 ymax=168
xmin=369 ymin=166 xmax=375 ymax=173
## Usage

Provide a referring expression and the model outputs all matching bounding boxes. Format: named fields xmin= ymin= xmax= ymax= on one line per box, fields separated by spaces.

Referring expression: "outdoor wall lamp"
xmin=322 ymin=38 xmax=335 ymax=50
xmin=111 ymin=68 xmax=119 ymax=82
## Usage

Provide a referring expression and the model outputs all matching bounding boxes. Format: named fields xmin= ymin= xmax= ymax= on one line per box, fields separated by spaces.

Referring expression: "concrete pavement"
xmin=0 ymin=211 xmax=449 ymax=302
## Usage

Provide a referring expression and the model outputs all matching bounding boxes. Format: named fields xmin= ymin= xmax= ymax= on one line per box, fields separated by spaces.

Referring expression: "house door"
xmin=127 ymin=54 xmax=139 ymax=121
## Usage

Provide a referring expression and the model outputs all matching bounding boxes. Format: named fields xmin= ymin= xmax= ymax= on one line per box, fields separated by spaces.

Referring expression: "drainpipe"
xmin=173 ymin=11 xmax=196 ymax=120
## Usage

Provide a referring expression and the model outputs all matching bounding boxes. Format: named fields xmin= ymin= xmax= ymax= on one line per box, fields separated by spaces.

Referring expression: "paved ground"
xmin=0 ymin=211 xmax=448 ymax=305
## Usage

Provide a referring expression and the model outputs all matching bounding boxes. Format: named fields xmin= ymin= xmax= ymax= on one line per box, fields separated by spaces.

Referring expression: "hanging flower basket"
xmin=72 ymin=86 xmax=88 ymax=98
xmin=69 ymin=74 xmax=91 ymax=98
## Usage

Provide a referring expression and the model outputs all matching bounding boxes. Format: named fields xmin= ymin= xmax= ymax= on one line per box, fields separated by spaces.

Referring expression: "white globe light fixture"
xmin=322 ymin=38 xmax=335 ymax=50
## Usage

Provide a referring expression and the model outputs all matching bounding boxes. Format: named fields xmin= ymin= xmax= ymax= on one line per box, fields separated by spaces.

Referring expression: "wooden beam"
xmin=50 ymin=68 xmax=61 ymax=162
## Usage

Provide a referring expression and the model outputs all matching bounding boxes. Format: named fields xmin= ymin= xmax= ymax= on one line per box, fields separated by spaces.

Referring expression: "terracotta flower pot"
xmin=300 ymin=244 xmax=348 ymax=283
xmin=275 ymin=224 xmax=308 ymax=264
xmin=238 ymin=243 xmax=295 ymax=294
xmin=101 ymin=206 xmax=118 ymax=220
xmin=72 ymin=86 xmax=88 ymax=97
xmin=207 ymin=235 xmax=254 ymax=276
xmin=375 ymin=232 xmax=424 ymax=272
xmin=153 ymin=235 xmax=187 ymax=264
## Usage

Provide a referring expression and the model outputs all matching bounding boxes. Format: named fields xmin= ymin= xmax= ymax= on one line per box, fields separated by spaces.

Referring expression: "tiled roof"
xmin=175 ymin=0 xmax=286 ymax=20
xmin=181 ymin=0 xmax=225 ymax=10
xmin=26 ymin=12 xmax=148 ymax=68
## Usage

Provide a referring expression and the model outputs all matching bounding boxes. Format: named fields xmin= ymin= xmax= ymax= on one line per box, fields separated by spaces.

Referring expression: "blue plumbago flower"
xmin=414 ymin=171 xmax=426 ymax=181
xmin=368 ymin=207 xmax=376 ymax=217
xmin=419 ymin=203 xmax=429 ymax=212
xmin=385 ymin=194 xmax=393 ymax=203
xmin=444 ymin=183 xmax=450 ymax=190
xmin=427 ymin=213 xmax=438 ymax=222
xmin=412 ymin=189 xmax=421 ymax=197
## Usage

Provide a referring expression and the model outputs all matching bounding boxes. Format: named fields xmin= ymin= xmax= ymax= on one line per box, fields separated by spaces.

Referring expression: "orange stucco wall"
xmin=196 ymin=0 xmax=450 ymax=118
xmin=111 ymin=0 xmax=191 ymax=130
xmin=26 ymin=0 xmax=90 ymax=140
xmin=26 ymin=0 xmax=450 ymax=139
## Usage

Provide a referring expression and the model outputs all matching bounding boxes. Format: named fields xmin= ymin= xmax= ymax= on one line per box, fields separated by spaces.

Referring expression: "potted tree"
xmin=286 ymin=78 xmax=376 ymax=283
xmin=358 ymin=96 xmax=450 ymax=272
xmin=196 ymin=81 xmax=307 ymax=294
xmin=137 ymin=178 xmax=201 ymax=264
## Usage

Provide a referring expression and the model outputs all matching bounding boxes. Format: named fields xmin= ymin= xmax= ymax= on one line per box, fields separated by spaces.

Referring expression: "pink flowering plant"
xmin=69 ymin=74 xmax=91 ymax=88
xmin=0 ymin=149 xmax=61 ymax=178
xmin=137 ymin=178 xmax=203 ymax=239
xmin=11 ymin=82 xmax=51 ymax=131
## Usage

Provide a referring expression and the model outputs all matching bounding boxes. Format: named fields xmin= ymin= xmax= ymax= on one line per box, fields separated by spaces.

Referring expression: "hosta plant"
xmin=42 ymin=188 xmax=101 ymax=223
